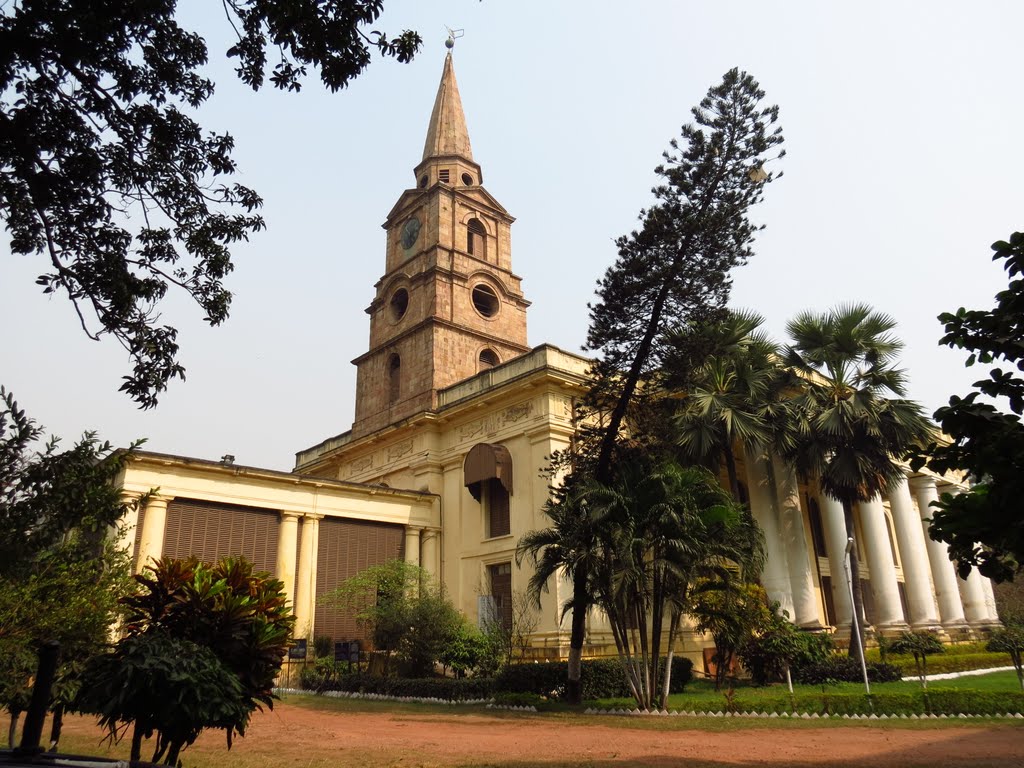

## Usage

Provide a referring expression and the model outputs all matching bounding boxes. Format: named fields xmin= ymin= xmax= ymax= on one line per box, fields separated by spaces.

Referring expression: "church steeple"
xmin=422 ymin=52 xmax=474 ymax=163
xmin=413 ymin=53 xmax=482 ymax=190
xmin=350 ymin=50 xmax=530 ymax=438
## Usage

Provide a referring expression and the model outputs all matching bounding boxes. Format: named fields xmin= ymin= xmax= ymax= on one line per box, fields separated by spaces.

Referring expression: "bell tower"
xmin=351 ymin=51 xmax=530 ymax=437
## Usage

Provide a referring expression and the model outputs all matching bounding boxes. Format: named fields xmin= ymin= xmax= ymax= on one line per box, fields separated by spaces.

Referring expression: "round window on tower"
xmin=389 ymin=288 xmax=409 ymax=322
xmin=471 ymin=284 xmax=500 ymax=318
xmin=419 ymin=175 xmax=428 ymax=188
xmin=462 ymin=173 xmax=474 ymax=186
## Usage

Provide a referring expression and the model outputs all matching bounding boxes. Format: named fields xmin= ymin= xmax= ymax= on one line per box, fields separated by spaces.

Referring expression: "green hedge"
xmin=884 ymin=652 xmax=1012 ymax=676
xmin=793 ymin=657 xmax=902 ymax=685
xmin=705 ymin=690 xmax=1024 ymax=716
xmin=496 ymin=657 xmax=694 ymax=700
xmin=301 ymin=670 xmax=495 ymax=700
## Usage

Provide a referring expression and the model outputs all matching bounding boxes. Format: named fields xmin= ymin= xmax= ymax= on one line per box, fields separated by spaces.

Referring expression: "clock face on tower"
xmin=401 ymin=216 xmax=421 ymax=250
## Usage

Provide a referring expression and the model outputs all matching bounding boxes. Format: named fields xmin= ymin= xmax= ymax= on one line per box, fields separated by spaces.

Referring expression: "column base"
xmin=941 ymin=620 xmax=976 ymax=643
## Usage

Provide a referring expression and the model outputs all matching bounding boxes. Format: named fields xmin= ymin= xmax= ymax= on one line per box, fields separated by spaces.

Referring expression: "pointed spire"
xmin=422 ymin=52 xmax=473 ymax=162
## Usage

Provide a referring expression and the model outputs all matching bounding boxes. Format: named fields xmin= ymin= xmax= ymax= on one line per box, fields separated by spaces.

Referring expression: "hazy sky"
xmin=2 ymin=1 xmax=1022 ymax=471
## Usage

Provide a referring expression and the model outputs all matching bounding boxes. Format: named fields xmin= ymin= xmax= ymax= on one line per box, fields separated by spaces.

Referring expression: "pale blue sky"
xmin=2 ymin=1 xmax=1022 ymax=470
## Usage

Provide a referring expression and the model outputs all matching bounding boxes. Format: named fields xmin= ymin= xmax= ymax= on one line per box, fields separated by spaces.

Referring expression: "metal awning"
xmin=463 ymin=443 xmax=513 ymax=500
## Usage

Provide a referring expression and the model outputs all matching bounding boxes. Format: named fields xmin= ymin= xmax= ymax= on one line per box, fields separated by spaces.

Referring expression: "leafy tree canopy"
xmin=0 ymin=1 xmax=421 ymax=407
xmin=914 ymin=232 xmax=1024 ymax=582
xmin=0 ymin=387 xmax=139 ymax=576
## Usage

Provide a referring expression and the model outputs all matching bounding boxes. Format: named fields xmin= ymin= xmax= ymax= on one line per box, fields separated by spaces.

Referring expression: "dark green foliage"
xmin=667 ymin=310 xmax=793 ymax=502
xmin=302 ymin=672 xmax=495 ymax=701
xmin=76 ymin=633 xmax=249 ymax=765
xmin=674 ymin=690 xmax=1024 ymax=716
xmin=77 ymin=557 xmax=294 ymax=764
xmin=792 ymin=656 xmax=902 ymax=686
xmin=312 ymin=635 xmax=334 ymax=659
xmin=782 ymin=305 xmax=933 ymax=660
xmin=584 ymin=68 xmax=785 ymax=482
xmin=495 ymin=657 xmax=694 ymax=701
xmin=987 ymin=622 xmax=1024 ymax=691
xmin=914 ymin=232 xmax=1024 ymax=582
xmin=320 ymin=560 xmax=472 ymax=678
xmin=0 ymin=2 xmax=421 ymax=407
xmin=0 ymin=388 xmax=140 ymax=574
xmin=0 ymin=390 xmax=137 ymax=747
xmin=738 ymin=609 xmax=832 ymax=686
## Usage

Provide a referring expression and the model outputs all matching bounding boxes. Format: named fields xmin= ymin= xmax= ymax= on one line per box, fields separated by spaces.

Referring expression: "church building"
xmin=116 ymin=52 xmax=1001 ymax=665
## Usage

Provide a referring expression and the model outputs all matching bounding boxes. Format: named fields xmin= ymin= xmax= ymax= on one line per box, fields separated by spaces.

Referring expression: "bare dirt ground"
xmin=58 ymin=699 xmax=1024 ymax=768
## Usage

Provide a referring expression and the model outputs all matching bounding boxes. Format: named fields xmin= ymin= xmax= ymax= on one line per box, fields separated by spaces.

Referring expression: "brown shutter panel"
xmin=133 ymin=504 xmax=147 ymax=567
xmin=162 ymin=499 xmax=279 ymax=573
xmin=489 ymin=480 xmax=510 ymax=537
xmin=313 ymin=518 xmax=404 ymax=644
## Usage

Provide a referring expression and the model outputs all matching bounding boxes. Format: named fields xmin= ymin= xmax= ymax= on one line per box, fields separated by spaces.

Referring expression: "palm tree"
xmin=781 ymin=303 xmax=933 ymax=659
xmin=666 ymin=309 xmax=791 ymax=502
xmin=588 ymin=457 xmax=764 ymax=708
xmin=516 ymin=475 xmax=605 ymax=705
xmin=520 ymin=455 xmax=764 ymax=710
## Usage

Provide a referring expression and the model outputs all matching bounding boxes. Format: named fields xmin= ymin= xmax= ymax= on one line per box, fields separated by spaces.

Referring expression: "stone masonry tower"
xmin=351 ymin=53 xmax=530 ymax=437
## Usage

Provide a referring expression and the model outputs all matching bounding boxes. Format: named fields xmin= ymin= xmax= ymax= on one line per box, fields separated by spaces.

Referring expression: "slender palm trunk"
xmin=8 ymin=711 xmax=19 ymax=748
xmin=567 ymin=569 xmax=588 ymax=705
xmin=723 ymin=444 xmax=741 ymax=503
xmin=843 ymin=501 xmax=867 ymax=661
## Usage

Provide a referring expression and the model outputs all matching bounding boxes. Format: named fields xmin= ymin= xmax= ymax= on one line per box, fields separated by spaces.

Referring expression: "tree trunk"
xmin=844 ymin=501 xmax=867 ymax=661
xmin=8 ymin=712 xmax=19 ymax=749
xmin=566 ymin=569 xmax=588 ymax=705
xmin=47 ymin=704 xmax=63 ymax=751
xmin=130 ymin=722 xmax=144 ymax=762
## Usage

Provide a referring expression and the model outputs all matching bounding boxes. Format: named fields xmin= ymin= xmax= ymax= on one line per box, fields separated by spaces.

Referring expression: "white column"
xmin=857 ymin=496 xmax=907 ymax=629
xmin=980 ymin=576 xmax=1001 ymax=625
xmin=276 ymin=511 xmax=301 ymax=615
xmin=772 ymin=457 xmax=822 ymax=628
xmin=293 ymin=513 xmax=322 ymax=640
xmin=420 ymin=529 xmax=439 ymax=580
xmin=743 ymin=449 xmax=794 ymax=620
xmin=910 ymin=476 xmax=969 ymax=631
xmin=818 ymin=494 xmax=853 ymax=631
xmin=405 ymin=526 xmax=422 ymax=569
xmin=135 ymin=495 xmax=171 ymax=573
xmin=959 ymin=569 xmax=991 ymax=628
xmin=887 ymin=476 xmax=941 ymax=630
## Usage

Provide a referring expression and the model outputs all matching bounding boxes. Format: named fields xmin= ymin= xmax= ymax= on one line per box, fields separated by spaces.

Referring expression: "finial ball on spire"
xmin=445 ymin=37 xmax=454 ymax=49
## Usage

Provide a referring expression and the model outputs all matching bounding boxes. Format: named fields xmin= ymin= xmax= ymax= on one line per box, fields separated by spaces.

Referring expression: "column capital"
xmin=279 ymin=510 xmax=303 ymax=521
xmin=909 ymin=474 xmax=937 ymax=493
xmin=302 ymin=512 xmax=325 ymax=521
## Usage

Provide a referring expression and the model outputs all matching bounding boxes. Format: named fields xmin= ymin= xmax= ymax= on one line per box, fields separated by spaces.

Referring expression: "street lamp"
xmin=844 ymin=537 xmax=871 ymax=697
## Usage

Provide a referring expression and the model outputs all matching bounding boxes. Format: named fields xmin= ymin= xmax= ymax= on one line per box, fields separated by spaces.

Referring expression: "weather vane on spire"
xmin=445 ymin=27 xmax=464 ymax=50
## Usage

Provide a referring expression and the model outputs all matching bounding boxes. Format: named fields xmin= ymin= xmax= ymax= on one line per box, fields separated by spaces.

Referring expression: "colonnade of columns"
xmin=743 ymin=457 xmax=1001 ymax=638
xmin=131 ymin=493 xmax=438 ymax=640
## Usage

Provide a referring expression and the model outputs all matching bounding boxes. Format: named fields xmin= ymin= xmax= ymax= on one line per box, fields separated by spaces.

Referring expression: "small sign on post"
xmin=288 ymin=638 xmax=307 ymax=660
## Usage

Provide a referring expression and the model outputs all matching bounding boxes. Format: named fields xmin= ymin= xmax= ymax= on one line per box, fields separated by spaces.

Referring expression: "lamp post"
xmin=844 ymin=537 xmax=871 ymax=698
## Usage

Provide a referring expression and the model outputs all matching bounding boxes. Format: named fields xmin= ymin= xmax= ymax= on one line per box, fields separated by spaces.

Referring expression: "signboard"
xmin=288 ymin=638 xmax=307 ymax=660
xmin=336 ymin=640 xmax=360 ymax=663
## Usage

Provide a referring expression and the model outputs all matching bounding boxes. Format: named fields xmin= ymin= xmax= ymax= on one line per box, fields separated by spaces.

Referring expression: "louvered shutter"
xmin=162 ymin=498 xmax=279 ymax=573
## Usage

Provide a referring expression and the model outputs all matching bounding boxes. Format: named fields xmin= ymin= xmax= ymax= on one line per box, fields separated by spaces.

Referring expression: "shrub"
xmin=739 ymin=610 xmax=833 ymax=686
xmin=308 ymin=672 xmax=495 ymax=700
xmin=77 ymin=557 xmax=293 ymax=765
xmin=987 ymin=623 xmax=1024 ymax=691
xmin=312 ymin=635 xmax=334 ymax=660
xmin=495 ymin=657 xmax=693 ymax=701
xmin=887 ymin=631 xmax=944 ymax=688
xmin=792 ymin=655 xmax=902 ymax=686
